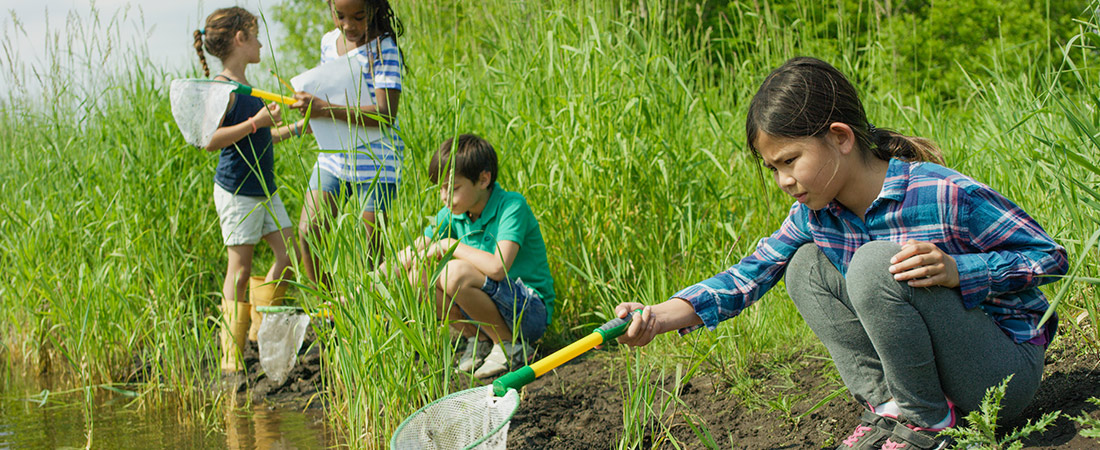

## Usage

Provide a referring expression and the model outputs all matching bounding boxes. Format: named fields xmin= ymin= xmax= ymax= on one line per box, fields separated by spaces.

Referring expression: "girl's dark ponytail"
xmin=869 ymin=126 xmax=945 ymax=166
xmin=747 ymin=57 xmax=945 ymax=166
xmin=370 ymin=0 xmax=404 ymax=41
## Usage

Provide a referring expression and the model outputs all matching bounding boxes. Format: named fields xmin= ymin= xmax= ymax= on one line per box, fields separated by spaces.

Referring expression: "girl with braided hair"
xmin=194 ymin=6 xmax=305 ymax=375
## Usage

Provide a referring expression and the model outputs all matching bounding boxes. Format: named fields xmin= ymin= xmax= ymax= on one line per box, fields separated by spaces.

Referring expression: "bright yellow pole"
xmin=248 ymin=88 xmax=297 ymax=106
xmin=529 ymin=333 xmax=603 ymax=377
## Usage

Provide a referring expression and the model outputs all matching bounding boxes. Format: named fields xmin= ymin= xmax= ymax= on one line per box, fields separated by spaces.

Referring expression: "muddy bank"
xmin=222 ymin=327 xmax=326 ymax=410
xmin=195 ymin=318 xmax=1098 ymax=448
xmin=507 ymin=332 xmax=1100 ymax=449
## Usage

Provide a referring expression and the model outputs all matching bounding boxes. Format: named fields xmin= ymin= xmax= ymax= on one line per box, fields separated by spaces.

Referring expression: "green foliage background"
xmin=682 ymin=0 xmax=1091 ymax=102
xmin=0 ymin=0 xmax=1098 ymax=448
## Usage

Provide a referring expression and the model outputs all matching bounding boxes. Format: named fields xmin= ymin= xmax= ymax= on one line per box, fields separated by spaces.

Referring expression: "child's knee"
xmin=229 ymin=265 xmax=252 ymax=285
xmin=787 ymin=244 xmax=825 ymax=281
xmin=437 ymin=259 xmax=482 ymax=294
xmin=847 ymin=241 xmax=911 ymax=310
xmin=297 ymin=219 xmax=318 ymax=236
xmin=849 ymin=241 xmax=902 ymax=277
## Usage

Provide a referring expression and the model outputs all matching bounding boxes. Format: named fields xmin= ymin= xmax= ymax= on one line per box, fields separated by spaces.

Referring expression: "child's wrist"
xmin=248 ymin=117 xmax=258 ymax=133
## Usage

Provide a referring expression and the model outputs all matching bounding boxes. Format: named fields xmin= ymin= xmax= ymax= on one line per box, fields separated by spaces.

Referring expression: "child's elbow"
xmin=487 ymin=267 xmax=507 ymax=282
xmin=1052 ymin=246 xmax=1070 ymax=276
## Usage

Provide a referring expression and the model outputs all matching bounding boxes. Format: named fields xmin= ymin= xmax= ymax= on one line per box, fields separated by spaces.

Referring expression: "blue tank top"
xmin=214 ymin=81 xmax=275 ymax=197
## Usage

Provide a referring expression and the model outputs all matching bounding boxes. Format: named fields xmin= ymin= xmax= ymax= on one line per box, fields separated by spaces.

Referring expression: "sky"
xmin=1 ymin=0 xmax=292 ymax=95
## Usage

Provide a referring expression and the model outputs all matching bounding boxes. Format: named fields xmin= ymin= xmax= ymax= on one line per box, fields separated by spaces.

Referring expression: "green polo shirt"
xmin=425 ymin=182 xmax=555 ymax=324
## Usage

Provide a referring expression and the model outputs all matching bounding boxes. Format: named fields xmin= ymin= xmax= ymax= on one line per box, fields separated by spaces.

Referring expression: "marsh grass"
xmin=2 ymin=0 xmax=1100 ymax=447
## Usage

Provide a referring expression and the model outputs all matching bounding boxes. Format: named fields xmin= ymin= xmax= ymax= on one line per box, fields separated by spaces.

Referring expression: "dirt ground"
xmin=222 ymin=326 xmax=325 ymax=409
xmin=505 ymin=331 xmax=1100 ymax=449
xmin=231 ymin=322 xmax=1099 ymax=449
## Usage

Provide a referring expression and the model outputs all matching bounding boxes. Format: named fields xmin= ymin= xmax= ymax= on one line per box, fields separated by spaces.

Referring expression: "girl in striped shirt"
xmin=291 ymin=0 xmax=405 ymax=287
xmin=615 ymin=57 xmax=1067 ymax=450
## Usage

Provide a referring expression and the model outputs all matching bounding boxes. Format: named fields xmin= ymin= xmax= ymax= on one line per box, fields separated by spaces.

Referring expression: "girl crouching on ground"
xmin=615 ymin=57 xmax=1067 ymax=450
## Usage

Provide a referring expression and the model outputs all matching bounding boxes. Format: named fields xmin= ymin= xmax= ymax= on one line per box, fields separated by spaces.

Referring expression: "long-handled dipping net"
xmin=169 ymin=79 xmax=295 ymax=148
xmin=390 ymin=313 xmax=636 ymax=449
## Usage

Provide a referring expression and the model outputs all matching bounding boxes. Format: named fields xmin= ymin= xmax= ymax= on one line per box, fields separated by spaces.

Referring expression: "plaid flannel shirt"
xmin=674 ymin=158 xmax=1068 ymax=344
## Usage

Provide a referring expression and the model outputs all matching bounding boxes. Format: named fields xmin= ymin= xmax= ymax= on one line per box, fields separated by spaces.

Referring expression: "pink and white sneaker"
xmin=836 ymin=410 xmax=899 ymax=449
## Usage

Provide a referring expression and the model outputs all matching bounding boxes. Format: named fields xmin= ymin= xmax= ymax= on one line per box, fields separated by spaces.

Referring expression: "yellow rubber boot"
xmin=248 ymin=276 xmax=288 ymax=342
xmin=219 ymin=297 xmax=252 ymax=373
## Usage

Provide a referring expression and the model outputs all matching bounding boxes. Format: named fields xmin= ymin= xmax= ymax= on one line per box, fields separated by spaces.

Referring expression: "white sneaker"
xmin=472 ymin=341 xmax=533 ymax=378
xmin=456 ymin=336 xmax=492 ymax=373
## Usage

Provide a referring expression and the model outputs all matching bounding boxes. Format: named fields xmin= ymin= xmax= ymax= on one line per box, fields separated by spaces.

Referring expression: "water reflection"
xmin=225 ymin=402 xmax=332 ymax=449
xmin=0 ymin=368 xmax=333 ymax=449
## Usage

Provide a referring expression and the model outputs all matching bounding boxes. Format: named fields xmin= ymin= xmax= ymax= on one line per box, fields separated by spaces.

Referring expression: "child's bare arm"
xmin=392 ymin=237 xmax=437 ymax=271
xmin=205 ymin=103 xmax=282 ymax=151
xmin=270 ymin=119 xmax=309 ymax=144
xmin=291 ymin=88 xmax=399 ymax=127
xmin=425 ymin=239 xmax=518 ymax=281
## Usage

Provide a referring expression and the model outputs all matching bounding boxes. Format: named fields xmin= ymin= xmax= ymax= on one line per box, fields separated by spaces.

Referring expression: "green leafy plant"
xmin=1070 ymin=397 xmax=1100 ymax=438
xmin=942 ymin=375 xmax=1061 ymax=449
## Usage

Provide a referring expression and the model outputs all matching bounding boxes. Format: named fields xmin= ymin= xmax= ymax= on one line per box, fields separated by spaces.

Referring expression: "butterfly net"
xmin=169 ymin=79 xmax=237 ymax=148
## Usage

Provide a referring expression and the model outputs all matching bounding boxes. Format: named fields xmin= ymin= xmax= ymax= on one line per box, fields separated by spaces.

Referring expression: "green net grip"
xmin=593 ymin=310 xmax=639 ymax=341
xmin=493 ymin=366 xmax=535 ymax=396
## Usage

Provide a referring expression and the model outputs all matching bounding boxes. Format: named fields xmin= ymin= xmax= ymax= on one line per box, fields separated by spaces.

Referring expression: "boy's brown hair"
xmin=429 ymin=134 xmax=498 ymax=186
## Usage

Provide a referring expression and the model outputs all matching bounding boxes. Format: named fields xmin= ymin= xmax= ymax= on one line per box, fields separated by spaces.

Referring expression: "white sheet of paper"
xmin=291 ymin=54 xmax=382 ymax=150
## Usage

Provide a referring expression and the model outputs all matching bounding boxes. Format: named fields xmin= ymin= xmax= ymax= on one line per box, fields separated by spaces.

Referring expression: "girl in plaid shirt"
xmin=615 ymin=57 xmax=1067 ymax=450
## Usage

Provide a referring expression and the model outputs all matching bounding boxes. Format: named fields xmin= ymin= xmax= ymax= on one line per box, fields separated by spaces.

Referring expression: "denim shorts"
xmin=307 ymin=163 xmax=397 ymax=214
xmin=472 ymin=277 xmax=547 ymax=342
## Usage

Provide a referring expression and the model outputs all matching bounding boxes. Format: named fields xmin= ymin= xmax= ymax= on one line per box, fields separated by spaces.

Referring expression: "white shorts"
xmin=213 ymin=183 xmax=293 ymax=246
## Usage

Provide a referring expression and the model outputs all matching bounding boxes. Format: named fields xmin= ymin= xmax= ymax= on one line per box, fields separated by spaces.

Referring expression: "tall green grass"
xmin=0 ymin=5 xmax=241 ymax=418
xmin=1 ymin=0 xmax=1098 ymax=448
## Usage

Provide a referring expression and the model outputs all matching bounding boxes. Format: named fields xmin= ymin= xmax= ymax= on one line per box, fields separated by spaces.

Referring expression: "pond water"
xmin=0 ymin=367 xmax=334 ymax=449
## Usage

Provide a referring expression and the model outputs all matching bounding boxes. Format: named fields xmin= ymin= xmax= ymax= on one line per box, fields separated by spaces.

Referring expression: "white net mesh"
xmin=391 ymin=385 xmax=520 ymax=450
xmin=169 ymin=79 xmax=237 ymax=148
xmin=257 ymin=312 xmax=311 ymax=385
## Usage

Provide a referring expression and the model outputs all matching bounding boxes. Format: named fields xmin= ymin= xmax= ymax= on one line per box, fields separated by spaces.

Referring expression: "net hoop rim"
xmin=389 ymin=385 xmax=519 ymax=450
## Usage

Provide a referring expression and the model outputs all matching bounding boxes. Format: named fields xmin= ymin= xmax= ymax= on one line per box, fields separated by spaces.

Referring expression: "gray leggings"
xmin=785 ymin=241 xmax=1044 ymax=426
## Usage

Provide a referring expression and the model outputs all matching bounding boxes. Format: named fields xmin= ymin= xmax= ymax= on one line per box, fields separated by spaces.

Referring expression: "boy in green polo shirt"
xmin=397 ymin=134 xmax=555 ymax=378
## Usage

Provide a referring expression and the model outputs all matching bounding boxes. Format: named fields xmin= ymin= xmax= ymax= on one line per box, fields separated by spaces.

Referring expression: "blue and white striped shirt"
xmin=316 ymin=30 xmax=404 ymax=183
xmin=674 ymin=158 xmax=1068 ymax=344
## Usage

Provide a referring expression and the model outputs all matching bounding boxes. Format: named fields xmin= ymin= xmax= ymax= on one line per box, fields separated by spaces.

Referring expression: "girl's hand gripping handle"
xmin=251 ymin=103 xmax=282 ymax=129
xmin=594 ymin=309 xmax=641 ymax=342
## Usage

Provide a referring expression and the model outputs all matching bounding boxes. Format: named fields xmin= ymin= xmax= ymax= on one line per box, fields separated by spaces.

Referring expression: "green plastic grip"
xmin=593 ymin=311 xmax=637 ymax=341
xmin=493 ymin=366 xmax=535 ymax=396
xmin=231 ymin=81 xmax=252 ymax=95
